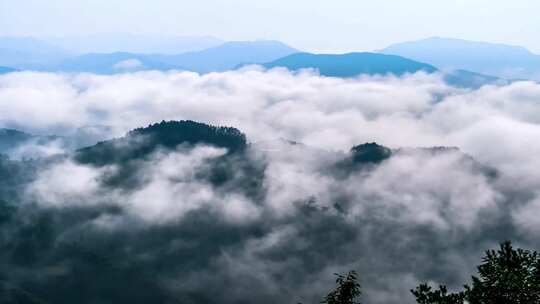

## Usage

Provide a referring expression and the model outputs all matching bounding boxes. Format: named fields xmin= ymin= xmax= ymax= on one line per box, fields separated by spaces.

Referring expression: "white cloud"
xmin=27 ymin=160 xmax=113 ymax=207
xmin=6 ymin=69 xmax=540 ymax=303
xmin=5 ymin=69 xmax=540 ymax=231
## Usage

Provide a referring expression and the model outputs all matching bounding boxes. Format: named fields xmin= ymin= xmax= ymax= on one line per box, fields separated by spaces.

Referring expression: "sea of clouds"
xmin=1 ymin=68 xmax=540 ymax=303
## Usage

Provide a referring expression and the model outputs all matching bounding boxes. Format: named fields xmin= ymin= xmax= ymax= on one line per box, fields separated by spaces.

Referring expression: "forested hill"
xmin=75 ymin=120 xmax=247 ymax=165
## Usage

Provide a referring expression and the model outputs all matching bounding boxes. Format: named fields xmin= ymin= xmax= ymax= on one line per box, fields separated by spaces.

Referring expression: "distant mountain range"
xmin=261 ymin=52 xmax=503 ymax=88
xmin=152 ymin=40 xmax=298 ymax=73
xmin=2 ymin=35 xmax=538 ymax=87
xmin=45 ymin=34 xmax=224 ymax=54
xmin=51 ymin=40 xmax=297 ymax=74
xmin=380 ymin=37 xmax=540 ymax=80
xmin=263 ymin=52 xmax=437 ymax=77
xmin=0 ymin=38 xmax=298 ymax=74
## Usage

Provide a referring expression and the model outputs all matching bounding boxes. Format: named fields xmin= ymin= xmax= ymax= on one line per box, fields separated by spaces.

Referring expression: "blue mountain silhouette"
xmin=153 ymin=40 xmax=298 ymax=73
xmin=262 ymin=52 xmax=503 ymax=88
xmin=380 ymin=37 xmax=540 ymax=80
xmin=263 ymin=52 xmax=437 ymax=77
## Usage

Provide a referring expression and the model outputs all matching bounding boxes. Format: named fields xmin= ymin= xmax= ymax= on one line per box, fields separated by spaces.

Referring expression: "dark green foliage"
xmin=333 ymin=143 xmax=393 ymax=178
xmin=76 ymin=120 xmax=247 ymax=166
xmin=350 ymin=143 xmax=392 ymax=165
xmin=411 ymin=284 xmax=465 ymax=304
xmin=128 ymin=120 xmax=246 ymax=152
xmin=465 ymin=241 xmax=540 ymax=304
xmin=0 ymin=208 xmax=184 ymax=304
xmin=321 ymin=271 xmax=362 ymax=304
xmin=412 ymin=242 xmax=540 ymax=304
xmin=73 ymin=120 xmax=261 ymax=196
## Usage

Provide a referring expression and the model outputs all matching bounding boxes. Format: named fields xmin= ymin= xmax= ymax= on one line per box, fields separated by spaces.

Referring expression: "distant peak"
xmin=76 ymin=120 xmax=248 ymax=165
xmin=350 ymin=142 xmax=392 ymax=164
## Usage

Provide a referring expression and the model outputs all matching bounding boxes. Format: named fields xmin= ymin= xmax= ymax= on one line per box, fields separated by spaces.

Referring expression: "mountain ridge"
xmin=26 ymin=40 xmax=298 ymax=74
xmin=260 ymin=51 xmax=504 ymax=88
xmin=263 ymin=52 xmax=438 ymax=77
xmin=380 ymin=37 xmax=540 ymax=80
xmin=153 ymin=40 xmax=299 ymax=73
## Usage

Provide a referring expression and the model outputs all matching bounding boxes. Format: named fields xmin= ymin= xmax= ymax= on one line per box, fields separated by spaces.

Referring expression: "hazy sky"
xmin=1 ymin=0 xmax=540 ymax=52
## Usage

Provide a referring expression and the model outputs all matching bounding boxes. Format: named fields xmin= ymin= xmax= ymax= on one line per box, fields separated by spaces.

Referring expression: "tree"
xmin=465 ymin=241 xmax=540 ymax=304
xmin=411 ymin=284 xmax=465 ymax=304
xmin=321 ymin=271 xmax=362 ymax=304
xmin=412 ymin=241 xmax=540 ymax=304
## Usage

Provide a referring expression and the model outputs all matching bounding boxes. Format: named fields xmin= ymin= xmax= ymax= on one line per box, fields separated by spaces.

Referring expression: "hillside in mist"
xmin=0 ymin=118 xmax=526 ymax=304
xmin=1 ymin=62 xmax=540 ymax=304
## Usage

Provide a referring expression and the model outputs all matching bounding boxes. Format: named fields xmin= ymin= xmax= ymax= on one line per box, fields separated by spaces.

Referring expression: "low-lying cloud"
xmin=1 ymin=69 xmax=540 ymax=303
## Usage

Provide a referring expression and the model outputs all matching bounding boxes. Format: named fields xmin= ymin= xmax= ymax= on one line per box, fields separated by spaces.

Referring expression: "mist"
xmin=1 ymin=69 xmax=540 ymax=303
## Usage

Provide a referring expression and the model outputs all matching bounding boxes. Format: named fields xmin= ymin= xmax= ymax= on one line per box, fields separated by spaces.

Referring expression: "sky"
xmin=1 ymin=0 xmax=540 ymax=53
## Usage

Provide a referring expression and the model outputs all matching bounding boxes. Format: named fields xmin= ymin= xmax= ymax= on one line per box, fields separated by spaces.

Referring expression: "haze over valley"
xmin=1 ymin=1 xmax=540 ymax=303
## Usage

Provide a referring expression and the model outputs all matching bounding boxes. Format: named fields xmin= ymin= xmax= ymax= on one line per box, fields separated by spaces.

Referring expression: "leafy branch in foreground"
xmin=411 ymin=284 xmax=465 ymax=304
xmin=412 ymin=241 xmax=540 ymax=304
xmin=321 ymin=271 xmax=362 ymax=304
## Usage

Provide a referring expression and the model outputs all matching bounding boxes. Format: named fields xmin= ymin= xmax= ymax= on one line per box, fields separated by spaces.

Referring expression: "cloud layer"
xmin=1 ymin=69 xmax=540 ymax=303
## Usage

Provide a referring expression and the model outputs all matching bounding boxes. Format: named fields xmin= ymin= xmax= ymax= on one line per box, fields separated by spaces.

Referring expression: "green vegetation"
xmin=321 ymin=271 xmax=362 ymax=304
xmin=350 ymin=143 xmax=392 ymax=165
xmin=413 ymin=241 xmax=540 ymax=304
xmin=322 ymin=242 xmax=540 ymax=304
xmin=76 ymin=120 xmax=247 ymax=166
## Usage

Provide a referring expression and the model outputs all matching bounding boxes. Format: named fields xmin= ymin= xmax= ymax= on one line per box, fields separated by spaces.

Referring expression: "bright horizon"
xmin=1 ymin=0 xmax=540 ymax=53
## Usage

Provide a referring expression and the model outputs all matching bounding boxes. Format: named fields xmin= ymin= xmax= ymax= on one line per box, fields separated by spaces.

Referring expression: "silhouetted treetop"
xmin=321 ymin=271 xmax=362 ymax=304
xmin=76 ymin=120 xmax=247 ymax=165
xmin=127 ymin=120 xmax=246 ymax=151
xmin=465 ymin=241 xmax=540 ymax=304
xmin=411 ymin=284 xmax=465 ymax=304
xmin=350 ymin=143 xmax=392 ymax=164
xmin=412 ymin=241 xmax=540 ymax=304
